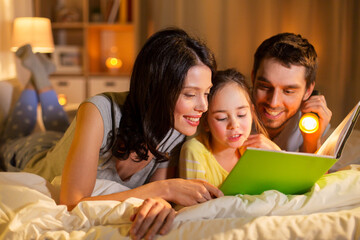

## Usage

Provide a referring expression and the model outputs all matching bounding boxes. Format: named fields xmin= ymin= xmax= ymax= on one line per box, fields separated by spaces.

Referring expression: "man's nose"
xmin=268 ymin=89 xmax=282 ymax=107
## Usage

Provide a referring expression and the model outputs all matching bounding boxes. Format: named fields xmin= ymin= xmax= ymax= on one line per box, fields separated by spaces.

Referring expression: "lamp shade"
xmin=11 ymin=17 xmax=54 ymax=53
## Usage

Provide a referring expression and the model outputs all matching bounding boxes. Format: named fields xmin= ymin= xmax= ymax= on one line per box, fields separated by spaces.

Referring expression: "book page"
xmin=317 ymin=101 xmax=360 ymax=157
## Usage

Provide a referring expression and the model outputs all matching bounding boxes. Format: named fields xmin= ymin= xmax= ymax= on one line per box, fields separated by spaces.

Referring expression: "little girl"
xmin=179 ymin=68 xmax=268 ymax=187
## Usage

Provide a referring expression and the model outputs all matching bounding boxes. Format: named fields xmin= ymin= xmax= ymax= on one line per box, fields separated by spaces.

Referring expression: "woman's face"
xmin=174 ymin=64 xmax=212 ymax=136
xmin=207 ymin=83 xmax=253 ymax=151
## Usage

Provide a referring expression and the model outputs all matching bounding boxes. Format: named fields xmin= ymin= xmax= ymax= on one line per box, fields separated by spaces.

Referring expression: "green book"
xmin=220 ymin=100 xmax=360 ymax=195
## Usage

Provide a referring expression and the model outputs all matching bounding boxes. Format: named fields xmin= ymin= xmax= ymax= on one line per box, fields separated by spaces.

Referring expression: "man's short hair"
xmin=253 ymin=33 xmax=318 ymax=88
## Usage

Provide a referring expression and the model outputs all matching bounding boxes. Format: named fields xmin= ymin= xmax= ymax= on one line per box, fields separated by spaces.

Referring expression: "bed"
xmin=1 ymin=78 xmax=360 ymax=239
xmin=1 ymin=163 xmax=360 ymax=239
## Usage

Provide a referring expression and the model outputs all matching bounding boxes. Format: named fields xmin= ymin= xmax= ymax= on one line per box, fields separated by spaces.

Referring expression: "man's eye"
xmin=258 ymin=84 xmax=270 ymax=90
xmin=284 ymin=89 xmax=295 ymax=94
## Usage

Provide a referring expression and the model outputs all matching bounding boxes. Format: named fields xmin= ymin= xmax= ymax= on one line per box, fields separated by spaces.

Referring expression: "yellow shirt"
xmin=179 ymin=136 xmax=229 ymax=188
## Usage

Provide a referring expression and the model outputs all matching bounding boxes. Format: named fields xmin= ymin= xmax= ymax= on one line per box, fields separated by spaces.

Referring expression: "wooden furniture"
xmin=33 ymin=0 xmax=136 ymax=104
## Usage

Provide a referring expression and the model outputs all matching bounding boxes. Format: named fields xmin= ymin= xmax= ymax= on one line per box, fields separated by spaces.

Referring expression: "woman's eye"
xmin=184 ymin=93 xmax=195 ymax=97
xmin=238 ymin=114 xmax=246 ymax=118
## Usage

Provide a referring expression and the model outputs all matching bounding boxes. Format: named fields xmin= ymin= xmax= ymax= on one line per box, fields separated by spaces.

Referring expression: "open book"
xmin=220 ymin=100 xmax=360 ymax=196
xmin=317 ymin=101 xmax=360 ymax=157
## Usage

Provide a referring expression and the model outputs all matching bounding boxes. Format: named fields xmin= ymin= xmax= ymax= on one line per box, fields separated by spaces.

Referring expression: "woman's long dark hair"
xmin=112 ymin=27 xmax=217 ymax=163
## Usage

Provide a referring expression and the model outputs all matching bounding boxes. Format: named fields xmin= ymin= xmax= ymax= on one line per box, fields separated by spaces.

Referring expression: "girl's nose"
xmin=228 ymin=116 xmax=239 ymax=129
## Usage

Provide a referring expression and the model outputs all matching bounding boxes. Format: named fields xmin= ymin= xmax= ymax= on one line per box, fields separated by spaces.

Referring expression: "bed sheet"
xmin=1 ymin=166 xmax=360 ymax=239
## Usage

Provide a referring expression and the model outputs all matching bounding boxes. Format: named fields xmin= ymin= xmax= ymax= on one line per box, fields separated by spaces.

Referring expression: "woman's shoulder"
xmin=86 ymin=92 xmax=129 ymax=107
xmin=83 ymin=92 xmax=129 ymax=118
xmin=101 ymin=92 xmax=129 ymax=106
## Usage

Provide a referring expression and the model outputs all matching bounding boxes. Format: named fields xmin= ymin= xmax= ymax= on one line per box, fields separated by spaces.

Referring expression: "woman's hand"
xmin=164 ymin=178 xmax=224 ymax=206
xmin=130 ymin=198 xmax=176 ymax=240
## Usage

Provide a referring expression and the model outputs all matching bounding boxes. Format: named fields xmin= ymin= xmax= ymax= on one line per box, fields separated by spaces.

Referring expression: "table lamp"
xmin=11 ymin=17 xmax=54 ymax=53
xmin=10 ymin=17 xmax=67 ymax=106
xmin=105 ymin=46 xmax=123 ymax=72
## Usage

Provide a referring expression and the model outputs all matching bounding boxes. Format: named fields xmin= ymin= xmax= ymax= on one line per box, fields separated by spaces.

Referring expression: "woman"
xmin=59 ymin=28 xmax=222 ymax=239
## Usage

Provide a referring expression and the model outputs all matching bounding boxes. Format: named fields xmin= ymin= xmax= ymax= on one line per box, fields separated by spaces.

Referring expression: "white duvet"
xmin=1 ymin=166 xmax=360 ymax=240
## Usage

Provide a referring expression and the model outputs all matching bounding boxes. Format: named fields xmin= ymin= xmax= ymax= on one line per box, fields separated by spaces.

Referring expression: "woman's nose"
xmin=195 ymin=95 xmax=208 ymax=112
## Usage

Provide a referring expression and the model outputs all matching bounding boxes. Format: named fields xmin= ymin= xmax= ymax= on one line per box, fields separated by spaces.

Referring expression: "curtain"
xmin=136 ymin=0 xmax=360 ymax=128
xmin=0 ymin=0 xmax=16 ymax=81
xmin=0 ymin=0 xmax=33 ymax=82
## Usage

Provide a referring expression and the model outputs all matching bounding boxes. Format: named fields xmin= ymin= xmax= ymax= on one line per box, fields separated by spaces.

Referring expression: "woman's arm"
xmin=60 ymin=102 xmax=222 ymax=239
xmin=60 ymin=103 xmax=175 ymax=208
xmin=60 ymin=102 xmax=105 ymax=209
xmin=60 ymin=103 xmax=222 ymax=206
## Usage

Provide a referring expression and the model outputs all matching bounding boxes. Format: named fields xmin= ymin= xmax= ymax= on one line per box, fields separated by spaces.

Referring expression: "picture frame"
xmin=51 ymin=46 xmax=82 ymax=74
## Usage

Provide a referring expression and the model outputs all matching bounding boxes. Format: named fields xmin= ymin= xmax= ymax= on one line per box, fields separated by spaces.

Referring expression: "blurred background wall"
xmin=136 ymin=0 xmax=360 ymax=128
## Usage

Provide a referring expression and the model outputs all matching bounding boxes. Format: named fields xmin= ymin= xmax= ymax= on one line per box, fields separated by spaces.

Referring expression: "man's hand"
xmin=300 ymin=94 xmax=332 ymax=153
xmin=243 ymin=134 xmax=281 ymax=151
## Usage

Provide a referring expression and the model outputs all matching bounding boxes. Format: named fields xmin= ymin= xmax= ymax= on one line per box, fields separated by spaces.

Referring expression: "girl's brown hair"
xmin=201 ymin=68 xmax=268 ymax=144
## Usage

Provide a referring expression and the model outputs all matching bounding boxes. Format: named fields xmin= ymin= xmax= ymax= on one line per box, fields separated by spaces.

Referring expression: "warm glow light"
xmin=58 ymin=94 xmax=67 ymax=106
xmin=105 ymin=57 xmax=123 ymax=69
xmin=11 ymin=17 xmax=54 ymax=53
xmin=299 ymin=113 xmax=319 ymax=134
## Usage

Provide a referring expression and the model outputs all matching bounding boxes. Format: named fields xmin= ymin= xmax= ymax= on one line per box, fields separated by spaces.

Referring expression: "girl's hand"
xmin=165 ymin=179 xmax=224 ymax=206
xmin=243 ymin=134 xmax=281 ymax=151
xmin=130 ymin=198 xmax=176 ymax=240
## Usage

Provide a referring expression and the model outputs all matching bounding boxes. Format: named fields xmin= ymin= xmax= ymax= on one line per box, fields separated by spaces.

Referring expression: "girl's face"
xmin=174 ymin=64 xmax=212 ymax=136
xmin=207 ymin=83 xmax=253 ymax=151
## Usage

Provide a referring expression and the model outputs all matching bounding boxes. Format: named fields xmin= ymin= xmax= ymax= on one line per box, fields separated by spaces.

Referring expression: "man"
xmin=245 ymin=33 xmax=332 ymax=153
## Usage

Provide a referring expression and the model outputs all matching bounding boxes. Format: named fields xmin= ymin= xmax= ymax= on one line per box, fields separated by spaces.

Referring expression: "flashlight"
xmin=299 ymin=90 xmax=320 ymax=134
xmin=299 ymin=112 xmax=319 ymax=134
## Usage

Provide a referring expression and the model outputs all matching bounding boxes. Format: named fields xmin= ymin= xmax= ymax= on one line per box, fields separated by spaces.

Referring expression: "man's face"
xmin=252 ymin=58 xmax=313 ymax=138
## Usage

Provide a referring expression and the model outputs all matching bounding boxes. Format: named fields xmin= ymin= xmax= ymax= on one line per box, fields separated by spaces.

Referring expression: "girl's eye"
xmin=214 ymin=115 xmax=227 ymax=121
xmin=184 ymin=93 xmax=195 ymax=97
xmin=238 ymin=114 xmax=246 ymax=118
